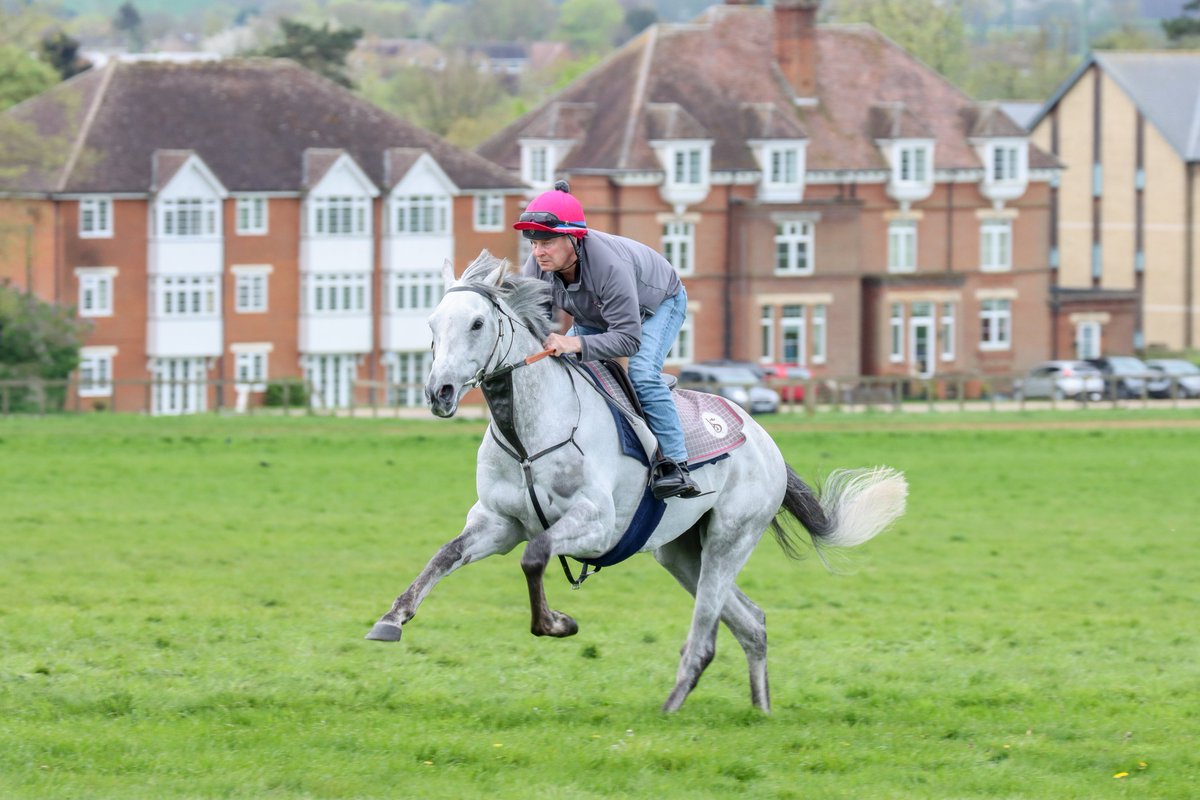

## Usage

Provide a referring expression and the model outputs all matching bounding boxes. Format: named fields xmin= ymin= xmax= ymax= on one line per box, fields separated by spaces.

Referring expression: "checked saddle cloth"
xmin=578 ymin=360 xmax=747 ymax=468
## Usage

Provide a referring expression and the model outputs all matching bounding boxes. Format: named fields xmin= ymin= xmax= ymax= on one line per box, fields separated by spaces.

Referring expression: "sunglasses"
xmin=518 ymin=210 xmax=566 ymax=226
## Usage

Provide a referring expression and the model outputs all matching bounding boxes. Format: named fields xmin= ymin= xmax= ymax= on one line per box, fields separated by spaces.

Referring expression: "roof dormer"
xmin=302 ymin=149 xmax=379 ymax=238
xmin=516 ymin=102 xmax=593 ymax=190
xmin=150 ymin=150 xmax=228 ymax=239
xmin=742 ymin=103 xmax=809 ymax=203
xmin=964 ymin=104 xmax=1029 ymax=206
xmin=870 ymin=103 xmax=935 ymax=206
xmin=383 ymin=147 xmax=458 ymax=237
xmin=645 ymin=102 xmax=713 ymax=209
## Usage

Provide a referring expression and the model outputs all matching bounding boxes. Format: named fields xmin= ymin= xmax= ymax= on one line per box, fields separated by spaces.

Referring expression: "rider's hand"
xmin=543 ymin=333 xmax=582 ymax=356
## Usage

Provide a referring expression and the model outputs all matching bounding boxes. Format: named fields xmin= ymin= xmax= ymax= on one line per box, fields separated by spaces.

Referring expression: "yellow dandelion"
xmin=423 ymin=761 xmax=434 ymax=766
xmin=493 ymin=743 xmax=504 ymax=748
xmin=1113 ymin=772 xmax=1129 ymax=779
xmin=1138 ymin=761 xmax=1148 ymax=769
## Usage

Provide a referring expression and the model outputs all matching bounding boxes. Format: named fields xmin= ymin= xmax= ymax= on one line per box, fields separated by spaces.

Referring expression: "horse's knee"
xmin=520 ymin=534 xmax=552 ymax=574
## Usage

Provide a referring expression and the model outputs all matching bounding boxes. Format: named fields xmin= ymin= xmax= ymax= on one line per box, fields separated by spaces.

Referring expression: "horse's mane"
xmin=458 ymin=250 xmax=556 ymax=340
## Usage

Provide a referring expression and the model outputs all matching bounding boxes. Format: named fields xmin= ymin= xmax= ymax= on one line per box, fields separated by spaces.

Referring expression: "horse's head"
xmin=425 ymin=250 xmax=554 ymax=417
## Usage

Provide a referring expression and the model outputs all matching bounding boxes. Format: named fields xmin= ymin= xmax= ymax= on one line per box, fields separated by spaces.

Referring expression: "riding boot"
xmin=651 ymin=458 xmax=702 ymax=500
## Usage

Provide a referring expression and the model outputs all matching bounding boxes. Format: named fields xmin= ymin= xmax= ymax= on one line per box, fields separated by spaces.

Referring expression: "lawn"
xmin=1 ymin=410 xmax=1197 ymax=798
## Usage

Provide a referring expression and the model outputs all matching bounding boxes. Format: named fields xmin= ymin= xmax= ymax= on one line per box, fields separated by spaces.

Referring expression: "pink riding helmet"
xmin=513 ymin=181 xmax=588 ymax=240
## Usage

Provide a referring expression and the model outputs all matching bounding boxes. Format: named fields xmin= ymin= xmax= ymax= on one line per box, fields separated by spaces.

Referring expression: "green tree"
xmin=554 ymin=0 xmax=624 ymax=55
xmin=1163 ymin=0 xmax=1200 ymax=44
xmin=259 ymin=19 xmax=364 ymax=88
xmin=825 ymin=0 xmax=969 ymax=88
xmin=0 ymin=45 xmax=58 ymax=110
xmin=39 ymin=32 xmax=91 ymax=81
xmin=0 ymin=284 xmax=89 ymax=411
xmin=113 ymin=1 xmax=146 ymax=53
xmin=363 ymin=58 xmax=506 ymax=138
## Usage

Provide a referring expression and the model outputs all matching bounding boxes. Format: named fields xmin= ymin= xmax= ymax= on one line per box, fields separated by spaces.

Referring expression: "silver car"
xmin=1015 ymin=360 xmax=1104 ymax=401
xmin=677 ymin=364 xmax=781 ymax=414
xmin=1145 ymin=359 xmax=1200 ymax=398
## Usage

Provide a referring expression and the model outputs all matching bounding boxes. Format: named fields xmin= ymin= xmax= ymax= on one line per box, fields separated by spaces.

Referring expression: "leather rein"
xmin=443 ymin=286 xmax=596 ymax=587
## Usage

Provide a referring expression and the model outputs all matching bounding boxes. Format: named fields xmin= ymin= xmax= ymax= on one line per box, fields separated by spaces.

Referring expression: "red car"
xmin=760 ymin=363 xmax=811 ymax=402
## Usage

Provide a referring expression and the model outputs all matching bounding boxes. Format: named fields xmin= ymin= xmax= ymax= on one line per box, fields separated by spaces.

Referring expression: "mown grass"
xmin=1 ymin=410 xmax=1198 ymax=798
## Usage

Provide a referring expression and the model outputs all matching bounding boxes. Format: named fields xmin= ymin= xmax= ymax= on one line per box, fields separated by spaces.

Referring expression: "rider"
xmin=514 ymin=181 xmax=701 ymax=500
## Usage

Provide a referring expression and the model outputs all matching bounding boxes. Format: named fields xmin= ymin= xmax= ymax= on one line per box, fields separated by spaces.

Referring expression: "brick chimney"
xmin=773 ymin=0 xmax=820 ymax=101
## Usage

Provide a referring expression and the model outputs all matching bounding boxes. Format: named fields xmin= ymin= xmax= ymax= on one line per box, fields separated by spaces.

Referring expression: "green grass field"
xmin=1 ymin=410 xmax=1198 ymax=798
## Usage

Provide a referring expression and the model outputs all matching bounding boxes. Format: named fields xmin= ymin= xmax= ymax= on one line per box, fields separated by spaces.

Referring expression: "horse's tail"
xmin=771 ymin=465 xmax=907 ymax=560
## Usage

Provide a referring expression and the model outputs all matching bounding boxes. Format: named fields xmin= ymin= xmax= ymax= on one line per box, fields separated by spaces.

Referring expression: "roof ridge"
xmin=618 ymin=24 xmax=658 ymax=171
xmin=56 ymin=60 xmax=118 ymax=193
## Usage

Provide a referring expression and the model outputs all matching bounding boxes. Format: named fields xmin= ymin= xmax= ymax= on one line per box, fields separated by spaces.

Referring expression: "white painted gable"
xmin=158 ymin=155 xmax=228 ymax=200
xmin=391 ymin=153 xmax=458 ymax=197
xmin=310 ymin=154 xmax=380 ymax=198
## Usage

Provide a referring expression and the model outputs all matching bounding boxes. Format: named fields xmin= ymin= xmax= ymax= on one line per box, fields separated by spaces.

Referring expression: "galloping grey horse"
xmin=367 ymin=251 xmax=907 ymax=712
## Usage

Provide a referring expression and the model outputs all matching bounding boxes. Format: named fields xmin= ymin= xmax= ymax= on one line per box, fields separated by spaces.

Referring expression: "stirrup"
xmin=651 ymin=459 xmax=702 ymax=500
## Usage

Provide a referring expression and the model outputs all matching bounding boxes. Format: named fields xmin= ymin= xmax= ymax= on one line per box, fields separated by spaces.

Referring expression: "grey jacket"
xmin=522 ymin=229 xmax=683 ymax=362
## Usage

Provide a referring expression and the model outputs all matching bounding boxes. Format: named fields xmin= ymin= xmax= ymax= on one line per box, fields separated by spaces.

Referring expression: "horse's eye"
xmin=471 ymin=318 xmax=484 ymax=331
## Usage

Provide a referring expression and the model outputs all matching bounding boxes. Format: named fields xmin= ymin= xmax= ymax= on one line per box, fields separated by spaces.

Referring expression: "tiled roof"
xmin=478 ymin=5 xmax=1056 ymax=176
xmin=0 ymin=57 xmax=525 ymax=195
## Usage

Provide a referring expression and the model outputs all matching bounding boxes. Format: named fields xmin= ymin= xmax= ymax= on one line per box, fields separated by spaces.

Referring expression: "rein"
xmin=445 ymin=285 xmax=597 ymax=588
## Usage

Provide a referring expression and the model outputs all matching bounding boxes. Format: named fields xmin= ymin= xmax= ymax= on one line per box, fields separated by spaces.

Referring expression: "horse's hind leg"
xmin=655 ymin=525 xmax=769 ymax=712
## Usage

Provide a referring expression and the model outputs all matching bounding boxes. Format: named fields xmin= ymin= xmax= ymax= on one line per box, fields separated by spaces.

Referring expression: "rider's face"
xmin=530 ymin=235 xmax=577 ymax=274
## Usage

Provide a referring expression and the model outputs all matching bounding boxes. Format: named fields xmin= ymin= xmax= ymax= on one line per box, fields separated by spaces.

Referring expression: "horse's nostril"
xmin=437 ymin=385 xmax=455 ymax=404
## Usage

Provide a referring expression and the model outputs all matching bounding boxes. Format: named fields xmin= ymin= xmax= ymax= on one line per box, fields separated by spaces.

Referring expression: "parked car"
xmin=760 ymin=363 xmax=812 ymax=402
xmin=677 ymin=364 xmax=781 ymax=414
xmin=1145 ymin=358 xmax=1200 ymax=398
xmin=1014 ymin=360 xmax=1104 ymax=401
xmin=1085 ymin=356 xmax=1164 ymax=398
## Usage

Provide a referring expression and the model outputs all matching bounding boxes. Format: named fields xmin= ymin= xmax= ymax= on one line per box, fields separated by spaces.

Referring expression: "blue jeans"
xmin=571 ymin=287 xmax=689 ymax=462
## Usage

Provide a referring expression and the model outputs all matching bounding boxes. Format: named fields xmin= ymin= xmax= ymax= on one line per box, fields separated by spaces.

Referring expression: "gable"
xmin=154 ymin=152 xmax=228 ymax=199
xmin=390 ymin=152 xmax=458 ymax=196
xmin=307 ymin=152 xmax=379 ymax=198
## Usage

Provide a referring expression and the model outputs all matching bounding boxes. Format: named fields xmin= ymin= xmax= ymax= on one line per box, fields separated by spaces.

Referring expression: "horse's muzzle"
xmin=427 ymin=382 xmax=460 ymax=418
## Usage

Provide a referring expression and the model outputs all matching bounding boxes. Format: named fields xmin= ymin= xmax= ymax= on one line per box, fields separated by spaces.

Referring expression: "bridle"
xmin=444 ymin=285 xmax=554 ymax=389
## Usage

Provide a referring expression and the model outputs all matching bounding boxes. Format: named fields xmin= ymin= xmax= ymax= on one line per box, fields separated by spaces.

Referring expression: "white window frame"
xmin=774 ymin=220 xmax=814 ymax=276
xmin=895 ymin=144 xmax=931 ymax=185
xmin=662 ymin=221 xmax=694 ymax=276
xmin=672 ymin=147 xmax=704 ymax=185
xmin=890 ymin=303 xmax=905 ymax=363
xmin=665 ymin=312 xmax=694 ymax=365
xmin=781 ymin=304 xmax=806 ymax=365
xmin=235 ymin=196 xmax=269 ymax=235
xmin=159 ymin=197 xmax=219 ymax=238
xmin=940 ymin=302 xmax=956 ymax=361
xmin=390 ymin=269 xmax=444 ymax=313
xmin=768 ymin=147 xmax=799 ymax=185
xmin=307 ymin=272 xmax=370 ymax=315
xmin=991 ymin=143 xmax=1022 ymax=183
xmin=233 ymin=266 xmax=271 ymax=313
xmin=812 ymin=304 xmax=827 ymax=365
xmin=1075 ymin=320 xmax=1102 ymax=360
xmin=888 ymin=220 xmax=917 ymax=273
xmin=394 ymin=194 xmax=450 ymax=235
xmin=233 ymin=350 xmax=269 ymax=391
xmin=76 ymin=267 xmax=115 ymax=317
xmin=473 ymin=194 xmax=504 ymax=232
xmin=156 ymin=275 xmax=220 ymax=318
xmin=980 ymin=298 xmax=1012 ymax=351
xmin=526 ymin=145 xmax=551 ymax=185
xmin=981 ymin=219 xmax=1012 ymax=272
xmin=78 ymin=347 xmax=115 ymax=398
xmin=311 ymin=195 xmax=370 ymax=237
xmin=79 ymin=197 xmax=113 ymax=238
xmin=760 ymin=306 xmax=774 ymax=363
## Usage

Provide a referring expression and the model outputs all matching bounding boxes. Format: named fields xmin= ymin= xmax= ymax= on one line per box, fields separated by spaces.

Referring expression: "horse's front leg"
xmin=366 ymin=503 xmax=521 ymax=642
xmin=520 ymin=499 xmax=607 ymax=638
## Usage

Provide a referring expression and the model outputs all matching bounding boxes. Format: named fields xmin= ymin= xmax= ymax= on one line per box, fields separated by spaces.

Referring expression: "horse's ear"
xmin=442 ymin=259 xmax=456 ymax=287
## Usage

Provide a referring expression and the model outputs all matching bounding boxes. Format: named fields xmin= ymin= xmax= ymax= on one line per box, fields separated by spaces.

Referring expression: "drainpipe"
xmin=1187 ymin=161 xmax=1196 ymax=350
xmin=723 ymin=185 xmax=737 ymax=360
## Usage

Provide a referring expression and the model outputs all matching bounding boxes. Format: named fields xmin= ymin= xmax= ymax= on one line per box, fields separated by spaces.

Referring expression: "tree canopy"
xmin=259 ymin=19 xmax=364 ymax=88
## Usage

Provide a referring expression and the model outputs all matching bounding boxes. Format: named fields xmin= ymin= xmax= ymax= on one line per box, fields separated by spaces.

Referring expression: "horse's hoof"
xmin=365 ymin=621 xmax=403 ymax=642
xmin=533 ymin=611 xmax=578 ymax=638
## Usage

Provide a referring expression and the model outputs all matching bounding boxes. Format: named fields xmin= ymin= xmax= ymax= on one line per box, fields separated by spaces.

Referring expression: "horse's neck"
xmin=494 ymin=339 xmax=583 ymax=454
